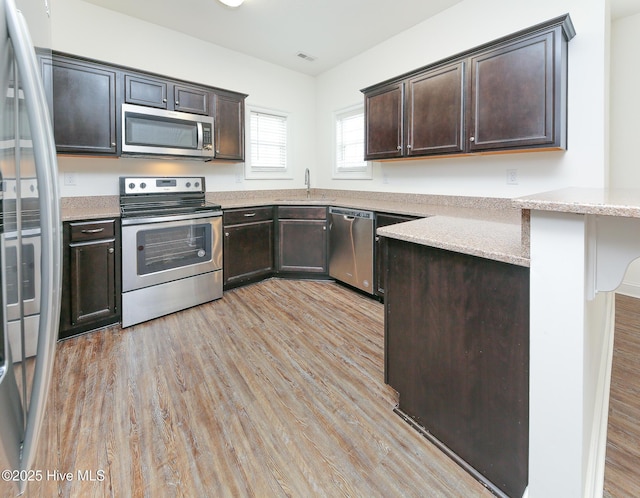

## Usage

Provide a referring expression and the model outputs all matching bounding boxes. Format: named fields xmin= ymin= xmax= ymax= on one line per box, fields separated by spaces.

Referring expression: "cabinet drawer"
xmin=224 ymin=206 xmax=273 ymax=225
xmin=278 ymin=206 xmax=326 ymax=220
xmin=69 ymin=219 xmax=115 ymax=242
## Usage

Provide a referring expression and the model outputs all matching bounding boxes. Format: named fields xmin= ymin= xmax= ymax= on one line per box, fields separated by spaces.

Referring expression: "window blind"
xmin=250 ymin=110 xmax=287 ymax=170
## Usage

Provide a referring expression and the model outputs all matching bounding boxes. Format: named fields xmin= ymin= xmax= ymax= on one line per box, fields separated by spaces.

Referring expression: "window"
xmin=246 ymin=106 xmax=290 ymax=179
xmin=333 ymin=105 xmax=371 ymax=179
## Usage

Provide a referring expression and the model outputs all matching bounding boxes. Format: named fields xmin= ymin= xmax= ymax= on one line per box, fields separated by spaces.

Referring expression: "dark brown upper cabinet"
xmin=364 ymin=82 xmax=404 ymax=160
xmin=43 ymin=51 xmax=247 ymax=159
xmin=173 ymin=84 xmax=209 ymax=115
xmin=406 ymin=61 xmax=465 ymax=156
xmin=124 ymin=73 xmax=168 ymax=109
xmin=362 ymin=14 xmax=575 ymax=161
xmin=213 ymin=91 xmax=245 ymax=161
xmin=467 ymin=30 xmax=560 ymax=152
xmin=124 ymin=72 xmax=209 ymax=115
xmin=41 ymin=55 xmax=117 ymax=155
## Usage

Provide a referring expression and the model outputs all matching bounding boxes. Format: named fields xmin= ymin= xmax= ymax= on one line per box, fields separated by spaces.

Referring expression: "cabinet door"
xmin=364 ymin=82 xmax=404 ymax=160
xmin=41 ymin=56 xmax=117 ymax=154
xmin=69 ymin=239 xmax=116 ymax=326
xmin=406 ymin=62 xmax=465 ymax=156
xmin=214 ymin=92 xmax=245 ymax=160
xmin=173 ymin=84 xmax=209 ymax=115
xmin=277 ymin=219 xmax=328 ymax=274
xmin=224 ymin=221 xmax=274 ymax=288
xmin=124 ymin=73 xmax=168 ymax=108
xmin=467 ymin=31 xmax=556 ymax=151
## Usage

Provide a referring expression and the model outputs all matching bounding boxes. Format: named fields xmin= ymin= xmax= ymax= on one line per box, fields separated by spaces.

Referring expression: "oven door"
xmin=122 ymin=215 xmax=222 ymax=292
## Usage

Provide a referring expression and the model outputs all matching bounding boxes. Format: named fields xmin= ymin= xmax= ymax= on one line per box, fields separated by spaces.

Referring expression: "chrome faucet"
xmin=304 ymin=168 xmax=310 ymax=198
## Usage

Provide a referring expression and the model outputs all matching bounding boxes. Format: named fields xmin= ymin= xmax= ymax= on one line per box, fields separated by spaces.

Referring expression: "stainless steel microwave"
xmin=121 ymin=103 xmax=214 ymax=160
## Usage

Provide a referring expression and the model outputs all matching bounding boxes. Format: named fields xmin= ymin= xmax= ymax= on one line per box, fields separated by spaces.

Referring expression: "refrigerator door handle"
xmin=5 ymin=0 xmax=61 ymax=488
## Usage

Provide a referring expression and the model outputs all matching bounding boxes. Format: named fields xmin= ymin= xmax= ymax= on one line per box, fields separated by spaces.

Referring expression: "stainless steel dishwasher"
xmin=329 ymin=207 xmax=375 ymax=294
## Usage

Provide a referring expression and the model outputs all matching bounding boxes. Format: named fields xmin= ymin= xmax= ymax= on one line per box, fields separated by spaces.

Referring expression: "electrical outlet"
xmin=64 ymin=172 xmax=77 ymax=186
xmin=506 ymin=169 xmax=518 ymax=185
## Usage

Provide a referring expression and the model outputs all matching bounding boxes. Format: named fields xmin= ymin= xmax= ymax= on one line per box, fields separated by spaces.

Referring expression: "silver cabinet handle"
xmin=175 ymin=101 xmax=179 ymax=106
xmin=407 ymin=144 xmax=412 ymax=150
xmin=243 ymin=212 xmax=257 ymax=217
xmin=470 ymin=136 xmax=475 ymax=142
xmin=81 ymin=227 xmax=104 ymax=234
xmin=108 ymin=247 xmax=115 ymax=254
xmin=396 ymin=145 xmax=402 ymax=150
xmin=162 ymin=98 xmax=167 ymax=103
xmin=225 ymin=232 xmax=230 ymax=237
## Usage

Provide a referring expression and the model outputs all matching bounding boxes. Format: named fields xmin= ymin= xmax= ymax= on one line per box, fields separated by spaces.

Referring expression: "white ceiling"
xmin=83 ymin=0 xmax=640 ymax=76
xmin=81 ymin=0 xmax=463 ymax=75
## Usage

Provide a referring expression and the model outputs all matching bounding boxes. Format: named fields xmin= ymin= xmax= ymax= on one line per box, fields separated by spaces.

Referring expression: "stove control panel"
xmin=120 ymin=176 xmax=205 ymax=195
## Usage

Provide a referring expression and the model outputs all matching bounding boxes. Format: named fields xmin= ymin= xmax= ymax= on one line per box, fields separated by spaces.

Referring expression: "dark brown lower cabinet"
xmin=59 ymin=219 xmax=121 ymax=339
xmin=374 ymin=213 xmax=418 ymax=298
xmin=277 ymin=206 xmax=328 ymax=275
xmin=223 ymin=207 xmax=274 ymax=289
xmin=384 ymin=237 xmax=529 ymax=498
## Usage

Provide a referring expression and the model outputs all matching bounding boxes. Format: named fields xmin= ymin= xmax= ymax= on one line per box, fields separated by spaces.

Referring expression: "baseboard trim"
xmin=615 ymin=283 xmax=640 ymax=299
xmin=393 ymin=406 xmax=511 ymax=498
xmin=585 ymin=292 xmax=616 ymax=497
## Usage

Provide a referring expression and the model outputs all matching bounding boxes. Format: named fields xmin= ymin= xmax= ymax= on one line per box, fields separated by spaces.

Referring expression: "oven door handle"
xmin=121 ymin=210 xmax=222 ymax=226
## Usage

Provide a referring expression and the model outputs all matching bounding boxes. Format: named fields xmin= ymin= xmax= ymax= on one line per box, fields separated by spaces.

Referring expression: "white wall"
xmin=51 ymin=0 xmax=608 ymax=200
xmin=316 ymin=0 xmax=609 ymax=197
xmin=51 ymin=0 xmax=317 ymax=197
xmin=610 ymin=11 xmax=640 ymax=297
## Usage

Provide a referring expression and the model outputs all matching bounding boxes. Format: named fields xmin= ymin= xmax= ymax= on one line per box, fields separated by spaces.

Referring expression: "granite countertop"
xmin=376 ymin=216 xmax=528 ymax=267
xmin=61 ymin=189 xmax=528 ymax=267
xmin=61 ymin=196 xmax=120 ymax=221
xmin=513 ymin=187 xmax=640 ymax=217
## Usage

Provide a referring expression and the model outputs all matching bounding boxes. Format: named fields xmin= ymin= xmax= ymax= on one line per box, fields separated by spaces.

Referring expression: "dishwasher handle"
xmin=329 ymin=207 xmax=374 ymax=220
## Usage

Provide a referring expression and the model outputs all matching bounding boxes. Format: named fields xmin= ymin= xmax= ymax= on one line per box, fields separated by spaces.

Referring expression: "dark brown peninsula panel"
xmin=384 ymin=237 xmax=529 ymax=497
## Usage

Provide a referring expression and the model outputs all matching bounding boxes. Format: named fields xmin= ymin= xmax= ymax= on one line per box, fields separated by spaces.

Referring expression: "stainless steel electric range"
xmin=119 ymin=176 xmax=222 ymax=327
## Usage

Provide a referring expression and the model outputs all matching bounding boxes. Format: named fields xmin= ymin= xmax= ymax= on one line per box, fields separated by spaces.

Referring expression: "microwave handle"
xmin=197 ymin=122 xmax=204 ymax=150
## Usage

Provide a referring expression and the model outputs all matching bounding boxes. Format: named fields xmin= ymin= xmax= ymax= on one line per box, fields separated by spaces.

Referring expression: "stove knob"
xmin=194 ymin=182 xmax=200 ymax=188
xmin=140 ymin=182 xmax=147 ymax=189
xmin=186 ymin=182 xmax=191 ymax=188
xmin=128 ymin=183 xmax=135 ymax=190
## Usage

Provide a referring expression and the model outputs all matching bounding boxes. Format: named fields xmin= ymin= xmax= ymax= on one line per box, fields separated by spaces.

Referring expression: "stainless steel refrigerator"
xmin=0 ymin=0 xmax=61 ymax=495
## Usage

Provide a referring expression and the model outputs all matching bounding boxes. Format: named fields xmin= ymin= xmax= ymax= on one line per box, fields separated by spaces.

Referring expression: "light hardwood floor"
xmin=4 ymin=282 xmax=639 ymax=497
xmin=604 ymin=294 xmax=640 ymax=498
xmin=5 ymin=279 xmax=493 ymax=498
